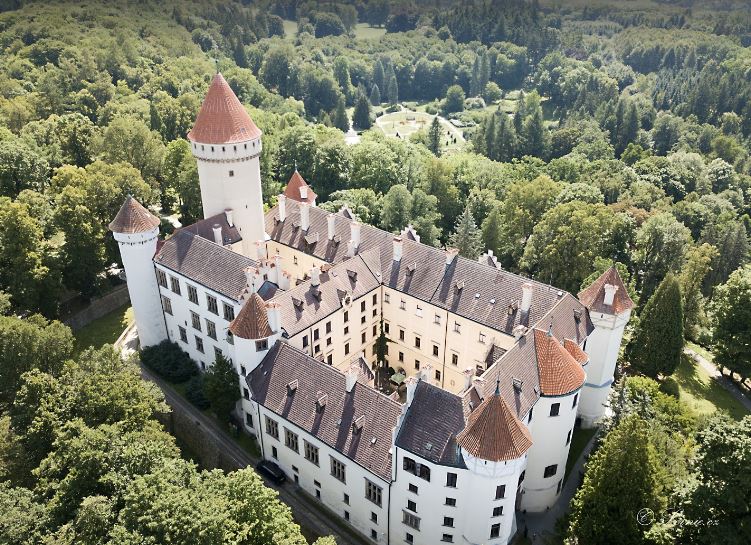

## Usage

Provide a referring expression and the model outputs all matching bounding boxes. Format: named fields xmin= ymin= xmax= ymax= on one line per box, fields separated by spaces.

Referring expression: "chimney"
xmin=224 ymin=208 xmax=234 ymax=227
xmin=405 ymin=376 xmax=419 ymax=407
xmin=445 ymin=247 xmax=459 ymax=265
xmin=350 ymin=221 xmax=361 ymax=251
xmin=266 ymin=301 xmax=281 ymax=334
xmin=300 ymin=202 xmax=310 ymax=231
xmin=393 ymin=236 xmax=403 ymax=262
xmin=212 ymin=224 xmax=223 ymax=245
xmin=345 ymin=364 xmax=359 ymax=393
xmin=327 ymin=214 xmax=336 ymax=240
xmin=278 ymin=194 xmax=287 ymax=222
xmin=603 ymin=283 xmax=618 ymax=306
xmin=255 ymin=240 xmax=266 ymax=261
xmin=279 ymin=270 xmax=292 ymax=290
xmin=244 ymin=266 xmax=261 ymax=293
xmin=521 ymin=282 xmax=534 ymax=313
xmin=310 ymin=265 xmax=321 ymax=287
xmin=300 ymin=185 xmax=308 ymax=201
xmin=513 ymin=324 xmax=528 ymax=340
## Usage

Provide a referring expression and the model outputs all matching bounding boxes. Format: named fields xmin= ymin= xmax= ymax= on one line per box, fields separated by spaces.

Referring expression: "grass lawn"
xmin=376 ymin=109 xmax=465 ymax=151
xmin=686 ymin=341 xmax=713 ymax=362
xmin=565 ymin=427 xmax=597 ymax=480
xmin=282 ymin=21 xmax=386 ymax=41
xmin=670 ymin=354 xmax=749 ymax=421
xmin=73 ymin=304 xmax=133 ymax=354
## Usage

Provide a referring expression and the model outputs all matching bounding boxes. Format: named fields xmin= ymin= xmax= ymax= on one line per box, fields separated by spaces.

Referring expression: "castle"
xmin=110 ymin=74 xmax=633 ymax=545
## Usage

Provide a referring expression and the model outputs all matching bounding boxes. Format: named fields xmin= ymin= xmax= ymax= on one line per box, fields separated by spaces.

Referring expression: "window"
xmin=327 ymin=354 xmax=333 ymax=365
xmin=170 ymin=276 xmax=181 ymax=295
xmin=156 ymin=269 xmax=167 ymax=288
xmin=398 ymin=352 xmax=404 ymax=362
xmin=316 ymin=490 xmax=320 ymax=499
xmin=518 ymin=470 xmax=525 ymax=485
xmin=207 ymin=294 xmax=218 ymax=314
xmin=407 ymin=499 xmax=416 ymax=512
xmin=314 ymin=480 xmax=321 ymax=488
xmin=544 ymin=464 xmax=558 ymax=478
xmin=451 ymin=353 xmax=458 ymax=366
xmin=495 ymin=484 xmax=506 ymax=499
xmin=557 ymin=479 xmax=563 ymax=494
xmin=178 ymin=326 xmax=188 ymax=343
xmin=490 ymin=523 xmax=501 ymax=539
xmin=227 ymin=330 xmax=234 ymax=345
xmin=162 ymin=296 xmax=172 ymax=315
xmin=550 ymin=403 xmax=560 ymax=417
xmin=435 ymin=370 xmax=441 ymax=381
xmin=326 ymin=321 xmax=332 ymax=334
xmin=314 ymin=344 xmax=320 ymax=354
xmin=331 ymin=457 xmax=346 ymax=483
xmin=214 ymin=346 xmax=222 ymax=361
xmin=271 ymin=446 xmax=277 ymax=458
xmin=373 ymin=293 xmax=377 ymax=305
xmin=408 ymin=483 xmax=418 ymax=494
xmin=240 ymin=365 xmax=246 ymax=376
xmin=370 ymin=529 xmax=377 ymax=540
xmin=414 ymin=336 xmax=421 ymax=349
xmin=344 ymin=311 xmax=349 ymax=323
xmin=195 ymin=336 xmax=204 ymax=353
xmin=400 ymin=300 xmax=406 ymax=310
xmin=327 ymin=337 xmax=333 ymax=346
xmin=293 ymin=256 xmax=298 ymax=265
xmin=453 ymin=322 xmax=461 ymax=333
xmin=361 ymin=315 xmax=366 ymax=324
xmin=442 ymin=534 xmax=453 ymax=542
xmin=243 ymin=387 xmax=249 ymax=400
xmin=223 ymin=302 xmax=235 ymax=321
xmin=343 ymin=493 xmax=349 ymax=504
xmin=399 ymin=329 xmax=405 ymax=341
xmin=256 ymin=339 xmax=268 ymax=351
xmin=362 ymin=331 xmax=367 ymax=344
xmin=206 ymin=320 xmax=216 ymax=340
xmin=344 ymin=326 xmax=349 ymax=335
xmin=384 ymin=293 xmax=390 ymax=303
xmin=566 ymin=429 xmax=572 ymax=446
xmin=373 ymin=324 xmax=377 ymax=337
xmin=245 ymin=412 xmax=253 ymax=427
xmin=187 ymin=285 xmax=198 ymax=304
xmin=228 ymin=169 xmax=234 ymax=177
xmin=446 ymin=473 xmax=457 ymax=488
xmin=285 ymin=429 xmax=299 ymax=453
xmin=305 ymin=440 xmax=321 ymax=465
xmin=572 ymin=393 xmax=579 ymax=408
xmin=434 ymin=314 xmax=441 ymax=324
xmin=344 ymin=510 xmax=349 ymax=521
xmin=344 ymin=343 xmax=350 ymax=355
xmin=402 ymin=511 xmax=420 ymax=530
xmin=492 ymin=506 xmax=503 ymax=517
xmin=415 ymin=305 xmax=423 ymax=317
xmin=365 ymin=480 xmax=382 ymax=506
xmin=265 ymin=417 xmax=279 ymax=439
xmin=371 ymin=512 xmax=378 ymax=523
xmin=443 ymin=516 xmax=454 ymax=527
xmin=433 ymin=345 xmax=439 ymax=357
xmin=405 ymin=533 xmax=413 ymax=544
xmin=361 ymin=301 xmax=366 ymax=312
xmin=191 ymin=311 xmax=201 ymax=331
xmin=479 ymin=332 xmax=486 ymax=344
xmin=302 ymin=335 xmax=309 ymax=348
xmin=414 ymin=360 xmax=420 ymax=370
xmin=313 ymin=329 xmax=319 ymax=341
xmin=445 ymin=497 xmax=456 ymax=507
xmin=373 ymin=308 xmax=377 ymax=317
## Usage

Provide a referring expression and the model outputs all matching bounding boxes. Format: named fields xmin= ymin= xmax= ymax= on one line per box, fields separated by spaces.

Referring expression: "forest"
xmin=0 ymin=0 xmax=750 ymax=544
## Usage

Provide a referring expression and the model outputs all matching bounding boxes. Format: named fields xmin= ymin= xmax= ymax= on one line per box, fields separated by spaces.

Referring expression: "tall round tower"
xmin=108 ymin=196 xmax=167 ymax=348
xmin=188 ymin=73 xmax=265 ymax=256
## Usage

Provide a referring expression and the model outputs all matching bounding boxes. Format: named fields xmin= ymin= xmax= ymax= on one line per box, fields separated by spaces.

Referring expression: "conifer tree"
xmin=369 ymin=84 xmax=381 ymax=106
xmin=448 ymin=205 xmax=483 ymax=260
xmin=352 ymin=92 xmax=372 ymax=130
xmin=386 ymin=76 xmax=399 ymax=105
xmin=481 ymin=206 xmax=502 ymax=258
xmin=427 ymin=116 xmax=442 ymax=156
xmin=626 ymin=274 xmax=684 ymax=378
xmin=332 ymin=96 xmax=349 ymax=132
xmin=203 ymin=354 xmax=240 ymax=423
xmin=373 ymin=59 xmax=385 ymax=92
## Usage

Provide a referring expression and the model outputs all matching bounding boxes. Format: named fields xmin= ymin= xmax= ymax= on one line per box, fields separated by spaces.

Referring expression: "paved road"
xmin=684 ymin=348 xmax=751 ymax=412
xmin=121 ymin=327 xmax=369 ymax=545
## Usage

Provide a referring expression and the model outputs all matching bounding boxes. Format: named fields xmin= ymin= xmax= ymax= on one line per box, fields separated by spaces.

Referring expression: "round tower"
xmin=577 ymin=267 xmax=634 ymax=428
xmin=108 ymin=196 xmax=167 ymax=348
xmin=188 ymin=73 xmax=265 ymax=256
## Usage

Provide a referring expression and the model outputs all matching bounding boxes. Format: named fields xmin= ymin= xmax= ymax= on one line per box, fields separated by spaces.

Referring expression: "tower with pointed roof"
xmin=188 ymin=73 xmax=265 ymax=256
xmin=108 ymin=196 xmax=167 ymax=347
xmin=577 ymin=266 xmax=634 ymax=427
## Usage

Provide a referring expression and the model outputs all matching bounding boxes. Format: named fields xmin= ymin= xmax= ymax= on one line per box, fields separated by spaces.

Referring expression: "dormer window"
xmin=352 ymin=415 xmax=364 ymax=434
xmin=287 ymin=379 xmax=299 ymax=394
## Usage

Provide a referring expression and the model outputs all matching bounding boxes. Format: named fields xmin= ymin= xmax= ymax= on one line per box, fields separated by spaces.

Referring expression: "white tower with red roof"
xmin=188 ymin=73 xmax=265 ymax=256
xmin=577 ymin=267 xmax=634 ymax=428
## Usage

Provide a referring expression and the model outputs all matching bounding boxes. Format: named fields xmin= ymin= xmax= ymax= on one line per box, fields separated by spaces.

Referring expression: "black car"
xmin=256 ymin=460 xmax=287 ymax=485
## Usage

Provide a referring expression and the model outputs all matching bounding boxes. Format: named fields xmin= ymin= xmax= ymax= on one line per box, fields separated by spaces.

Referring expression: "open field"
xmin=73 ymin=304 xmax=133 ymax=353
xmin=375 ymin=109 xmax=465 ymax=151
xmin=282 ymin=21 xmax=386 ymax=41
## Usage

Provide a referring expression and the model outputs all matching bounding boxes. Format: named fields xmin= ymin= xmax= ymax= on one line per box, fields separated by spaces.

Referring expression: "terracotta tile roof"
xmin=533 ymin=328 xmax=586 ymax=396
xmin=564 ymin=338 xmax=589 ymax=365
xmin=456 ymin=386 xmax=533 ymax=462
xmin=108 ymin=196 xmax=160 ymax=234
xmin=187 ymin=73 xmax=261 ymax=144
xmin=283 ymin=170 xmax=317 ymax=203
xmin=578 ymin=266 xmax=634 ymax=315
xmin=248 ymin=341 xmax=401 ymax=481
xmin=230 ymin=293 xmax=273 ymax=339
xmin=154 ymin=230 xmax=256 ymax=301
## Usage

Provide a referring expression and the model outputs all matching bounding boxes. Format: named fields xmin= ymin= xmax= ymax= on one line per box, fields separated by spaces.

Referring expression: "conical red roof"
xmin=563 ymin=339 xmax=589 ymax=365
xmin=188 ymin=73 xmax=261 ymax=144
xmin=578 ymin=266 xmax=634 ymax=315
xmin=108 ymin=196 xmax=160 ymax=234
xmin=229 ymin=293 xmax=273 ymax=339
xmin=457 ymin=389 xmax=533 ymax=462
xmin=533 ymin=329 xmax=586 ymax=396
xmin=283 ymin=170 xmax=317 ymax=203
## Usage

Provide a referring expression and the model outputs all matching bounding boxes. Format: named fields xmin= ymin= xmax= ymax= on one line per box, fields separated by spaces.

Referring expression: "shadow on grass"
xmin=565 ymin=427 xmax=597 ymax=480
xmin=672 ymin=354 xmax=748 ymax=421
xmin=73 ymin=304 xmax=133 ymax=354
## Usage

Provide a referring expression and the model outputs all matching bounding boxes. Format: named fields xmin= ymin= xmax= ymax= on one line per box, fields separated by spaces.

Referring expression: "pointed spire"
xmin=283 ymin=170 xmax=317 ymax=204
xmin=108 ymin=195 xmax=160 ymax=234
xmin=578 ymin=266 xmax=634 ymax=315
xmin=494 ymin=377 xmax=501 ymax=396
xmin=188 ymin=73 xmax=261 ymax=144
xmin=533 ymin=328 xmax=586 ymax=396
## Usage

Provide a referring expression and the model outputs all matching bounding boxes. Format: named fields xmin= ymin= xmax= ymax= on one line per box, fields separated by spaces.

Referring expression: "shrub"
xmin=140 ymin=340 xmax=197 ymax=383
xmin=659 ymin=376 xmax=680 ymax=398
xmin=185 ymin=375 xmax=210 ymax=410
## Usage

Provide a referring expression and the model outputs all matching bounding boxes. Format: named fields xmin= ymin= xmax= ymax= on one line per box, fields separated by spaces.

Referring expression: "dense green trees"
xmin=711 ymin=266 xmax=751 ymax=380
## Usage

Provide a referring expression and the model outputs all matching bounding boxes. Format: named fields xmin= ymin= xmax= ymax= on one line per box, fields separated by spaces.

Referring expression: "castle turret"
xmin=108 ymin=196 xmax=167 ymax=348
xmin=283 ymin=169 xmax=317 ymax=206
xmin=188 ymin=73 xmax=265 ymax=256
xmin=577 ymin=267 xmax=634 ymax=428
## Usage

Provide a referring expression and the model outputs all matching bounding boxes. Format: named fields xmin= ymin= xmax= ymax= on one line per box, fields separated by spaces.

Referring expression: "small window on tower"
xmin=229 ymin=170 xmax=234 ymax=177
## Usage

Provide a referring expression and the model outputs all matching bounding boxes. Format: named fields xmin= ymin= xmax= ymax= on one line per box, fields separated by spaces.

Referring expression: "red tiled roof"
xmin=533 ymin=329 xmax=586 ymax=396
xmin=457 ymin=389 xmax=533 ymax=462
xmin=283 ymin=170 xmax=317 ymax=203
xmin=578 ymin=266 xmax=634 ymax=315
xmin=564 ymin=339 xmax=589 ymax=365
xmin=229 ymin=293 xmax=273 ymax=339
xmin=187 ymin=73 xmax=261 ymax=144
xmin=108 ymin=196 xmax=160 ymax=234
